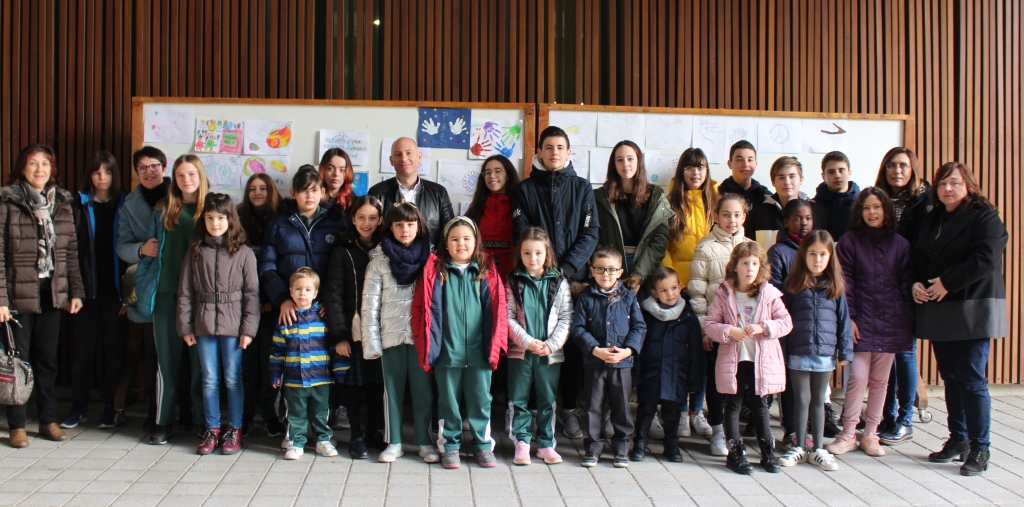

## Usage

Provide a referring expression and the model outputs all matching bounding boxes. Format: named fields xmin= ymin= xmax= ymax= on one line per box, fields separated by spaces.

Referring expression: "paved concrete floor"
xmin=1 ymin=390 xmax=1022 ymax=506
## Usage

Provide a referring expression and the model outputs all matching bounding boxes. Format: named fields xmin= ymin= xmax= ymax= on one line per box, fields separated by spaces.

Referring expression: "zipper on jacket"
xmin=213 ymin=242 xmax=219 ymax=332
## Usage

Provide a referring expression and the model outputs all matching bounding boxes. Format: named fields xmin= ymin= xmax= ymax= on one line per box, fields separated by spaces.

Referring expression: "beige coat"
xmin=686 ymin=224 xmax=753 ymax=329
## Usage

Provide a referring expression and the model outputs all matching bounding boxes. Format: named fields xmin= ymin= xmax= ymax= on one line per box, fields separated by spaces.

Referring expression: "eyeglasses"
xmin=482 ymin=170 xmax=504 ymax=178
xmin=591 ymin=267 xmax=622 ymax=275
xmin=884 ymin=162 xmax=910 ymax=172
xmin=683 ymin=165 xmax=707 ymax=173
xmin=136 ymin=163 xmax=163 ymax=174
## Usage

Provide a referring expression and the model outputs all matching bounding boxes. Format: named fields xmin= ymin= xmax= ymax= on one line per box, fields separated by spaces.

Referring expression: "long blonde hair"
xmin=163 ymin=154 xmax=210 ymax=231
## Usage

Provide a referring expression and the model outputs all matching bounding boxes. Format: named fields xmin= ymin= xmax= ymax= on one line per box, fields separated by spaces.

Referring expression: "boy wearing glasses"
xmin=570 ymin=246 xmax=647 ymax=468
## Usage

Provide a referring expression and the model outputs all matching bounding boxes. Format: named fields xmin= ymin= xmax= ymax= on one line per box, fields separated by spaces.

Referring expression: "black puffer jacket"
xmin=367 ymin=177 xmax=454 ymax=248
xmin=513 ymin=157 xmax=599 ymax=281
xmin=322 ymin=230 xmax=376 ymax=347
xmin=813 ymin=181 xmax=860 ymax=240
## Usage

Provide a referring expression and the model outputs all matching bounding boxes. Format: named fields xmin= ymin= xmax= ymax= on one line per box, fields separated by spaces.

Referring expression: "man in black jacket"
xmin=368 ymin=137 xmax=455 ymax=248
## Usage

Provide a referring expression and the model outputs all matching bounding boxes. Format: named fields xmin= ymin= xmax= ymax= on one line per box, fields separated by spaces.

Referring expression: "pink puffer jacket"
xmin=704 ymin=280 xmax=792 ymax=396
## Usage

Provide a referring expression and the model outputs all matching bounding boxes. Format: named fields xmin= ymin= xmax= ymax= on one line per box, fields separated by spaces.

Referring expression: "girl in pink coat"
xmin=705 ymin=241 xmax=793 ymax=475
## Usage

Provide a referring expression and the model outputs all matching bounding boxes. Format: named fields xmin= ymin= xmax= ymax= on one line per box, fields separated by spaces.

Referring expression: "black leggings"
xmin=789 ymin=369 xmax=831 ymax=450
xmin=724 ymin=362 xmax=771 ymax=441
xmin=705 ymin=343 xmax=724 ymax=426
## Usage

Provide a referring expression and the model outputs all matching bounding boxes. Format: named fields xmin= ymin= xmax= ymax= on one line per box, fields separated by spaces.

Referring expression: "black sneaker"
xmin=149 ymin=425 xmax=171 ymax=445
xmin=823 ymin=404 xmax=841 ymax=438
xmin=265 ymin=418 xmax=286 ymax=437
xmin=580 ymin=453 xmax=598 ymax=467
xmin=240 ymin=419 xmax=252 ymax=438
xmin=612 ymin=454 xmax=629 ymax=468
xmin=97 ymin=407 xmax=123 ymax=429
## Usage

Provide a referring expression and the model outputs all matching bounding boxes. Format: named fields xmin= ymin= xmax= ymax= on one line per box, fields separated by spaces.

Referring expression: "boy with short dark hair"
xmin=813 ymin=151 xmax=860 ymax=240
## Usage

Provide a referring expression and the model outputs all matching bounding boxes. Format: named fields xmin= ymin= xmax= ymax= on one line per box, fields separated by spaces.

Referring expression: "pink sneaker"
xmin=536 ymin=447 xmax=562 ymax=465
xmin=513 ymin=441 xmax=531 ymax=465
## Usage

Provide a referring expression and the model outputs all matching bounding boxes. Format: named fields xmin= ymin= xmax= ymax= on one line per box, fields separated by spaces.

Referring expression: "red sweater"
xmin=477 ymin=193 xmax=515 ymax=281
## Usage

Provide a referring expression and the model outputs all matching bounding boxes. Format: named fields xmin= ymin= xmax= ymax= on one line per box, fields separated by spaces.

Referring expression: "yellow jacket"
xmin=661 ymin=183 xmax=716 ymax=288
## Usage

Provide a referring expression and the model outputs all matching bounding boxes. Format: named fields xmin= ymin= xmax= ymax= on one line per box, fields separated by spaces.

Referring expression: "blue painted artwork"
xmin=417 ymin=107 xmax=472 ymax=148
xmin=352 ymin=172 xmax=369 ymax=196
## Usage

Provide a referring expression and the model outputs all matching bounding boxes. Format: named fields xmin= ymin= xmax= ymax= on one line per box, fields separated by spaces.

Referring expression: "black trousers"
xmin=635 ymin=399 xmax=682 ymax=442
xmin=559 ymin=343 xmax=583 ymax=411
xmin=5 ymin=280 xmax=61 ymax=428
xmin=705 ymin=343 xmax=724 ymax=426
xmin=583 ymin=367 xmax=634 ymax=456
xmin=724 ymin=361 xmax=771 ymax=441
xmin=70 ymin=296 xmax=127 ymax=409
xmin=340 ymin=382 xmax=385 ymax=442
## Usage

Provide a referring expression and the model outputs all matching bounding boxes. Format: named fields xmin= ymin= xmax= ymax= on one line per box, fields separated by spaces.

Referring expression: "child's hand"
xmin=606 ymin=347 xmax=632 ymax=363
xmin=272 ymin=379 xmax=281 ymax=389
xmin=727 ymin=327 xmax=749 ymax=342
xmin=534 ymin=343 xmax=551 ymax=357
xmin=839 ymin=360 xmax=850 ymax=367
xmin=278 ymin=300 xmax=298 ymax=326
xmin=183 ymin=334 xmax=196 ymax=346
xmin=592 ymin=347 xmax=613 ymax=362
xmin=743 ymin=324 xmax=765 ymax=337
xmin=702 ymin=334 xmax=714 ymax=352
xmin=239 ymin=335 xmax=253 ymax=349
xmin=336 ymin=341 xmax=352 ymax=357
xmin=850 ymin=320 xmax=860 ymax=344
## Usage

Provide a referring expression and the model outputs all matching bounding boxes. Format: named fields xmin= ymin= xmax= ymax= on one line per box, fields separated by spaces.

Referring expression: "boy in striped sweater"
xmin=270 ymin=268 xmax=350 ymax=460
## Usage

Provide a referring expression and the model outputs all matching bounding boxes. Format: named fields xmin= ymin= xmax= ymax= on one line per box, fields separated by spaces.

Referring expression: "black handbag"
xmin=0 ymin=321 xmax=34 ymax=406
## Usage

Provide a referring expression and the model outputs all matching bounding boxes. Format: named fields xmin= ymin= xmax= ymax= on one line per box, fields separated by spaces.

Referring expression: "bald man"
xmin=367 ymin=137 xmax=454 ymax=247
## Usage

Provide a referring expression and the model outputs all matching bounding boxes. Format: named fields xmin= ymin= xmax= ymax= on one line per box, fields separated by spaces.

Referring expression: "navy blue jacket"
xmin=637 ymin=299 xmax=703 ymax=403
xmin=813 ymin=181 xmax=860 ymax=240
xmin=782 ymin=285 xmax=854 ymax=363
xmin=258 ymin=199 xmax=347 ymax=307
xmin=767 ymin=230 xmax=799 ymax=292
xmin=570 ymin=282 xmax=646 ymax=369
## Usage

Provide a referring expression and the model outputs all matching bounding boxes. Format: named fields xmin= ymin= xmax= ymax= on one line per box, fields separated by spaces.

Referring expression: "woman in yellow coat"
xmin=660 ymin=147 xmax=719 ymax=439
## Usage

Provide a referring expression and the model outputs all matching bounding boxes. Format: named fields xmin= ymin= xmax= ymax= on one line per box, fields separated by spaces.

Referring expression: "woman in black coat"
xmin=910 ymin=162 xmax=1007 ymax=476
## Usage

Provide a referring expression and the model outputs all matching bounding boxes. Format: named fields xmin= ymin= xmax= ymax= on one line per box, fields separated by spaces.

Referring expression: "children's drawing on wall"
xmin=468 ymin=119 xmax=523 ymax=159
xmin=645 ymin=114 xmax=693 ymax=150
xmin=547 ymin=111 xmax=598 ymax=146
xmin=801 ymin=119 xmax=849 ymax=153
xmin=418 ymin=107 xmax=471 ymax=149
xmin=318 ymin=130 xmax=370 ymax=165
xmin=380 ymin=138 xmax=431 ymax=175
xmin=194 ymin=119 xmax=245 ymax=154
xmin=436 ymin=160 xmax=480 ymax=197
xmin=352 ymin=172 xmax=369 ymax=196
xmin=645 ymin=151 xmax=680 ymax=186
xmin=196 ymin=154 xmax=289 ymax=203
xmin=244 ymin=120 xmax=294 ymax=155
xmin=758 ymin=118 xmax=803 ymax=154
xmin=144 ymin=106 xmax=194 ymax=144
xmin=725 ymin=117 xmax=758 ymax=149
xmin=692 ymin=116 xmax=727 ymax=164
xmin=596 ymin=113 xmax=646 ymax=148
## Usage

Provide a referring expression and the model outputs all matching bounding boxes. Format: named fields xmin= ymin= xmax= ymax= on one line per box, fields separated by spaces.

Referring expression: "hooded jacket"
xmin=686 ymin=224 xmax=753 ymax=328
xmin=813 ymin=181 xmax=861 ymax=240
xmin=322 ymin=230 xmax=376 ymax=347
xmin=513 ymin=156 xmax=599 ymax=281
xmin=570 ymin=282 xmax=646 ymax=369
xmin=176 ymin=236 xmax=261 ymax=339
xmin=269 ymin=303 xmax=348 ymax=387
xmin=413 ymin=254 xmax=508 ymax=372
xmin=767 ymin=229 xmax=800 ymax=291
xmin=505 ymin=269 xmax=573 ymax=364
xmin=73 ymin=191 xmax=125 ymax=299
xmin=594 ymin=185 xmax=673 ymax=283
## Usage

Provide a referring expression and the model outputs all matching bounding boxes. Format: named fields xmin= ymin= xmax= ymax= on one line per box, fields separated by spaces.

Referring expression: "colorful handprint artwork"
xmin=194 ymin=119 xmax=245 ymax=153
xmin=417 ymin=107 xmax=471 ymax=148
xmin=468 ymin=119 xmax=523 ymax=160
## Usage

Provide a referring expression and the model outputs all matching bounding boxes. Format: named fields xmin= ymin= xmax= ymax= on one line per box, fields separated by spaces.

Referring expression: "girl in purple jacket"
xmin=828 ymin=188 xmax=914 ymax=457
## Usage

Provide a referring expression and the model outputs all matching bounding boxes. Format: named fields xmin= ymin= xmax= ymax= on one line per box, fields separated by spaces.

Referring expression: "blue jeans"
xmin=196 ymin=335 xmax=245 ymax=429
xmin=884 ymin=340 xmax=919 ymax=427
xmin=931 ymin=339 xmax=991 ymax=451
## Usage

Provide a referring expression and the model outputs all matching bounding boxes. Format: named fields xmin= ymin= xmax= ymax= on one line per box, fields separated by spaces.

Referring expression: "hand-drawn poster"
xmin=318 ymin=130 xmax=370 ymax=166
xmin=691 ymin=116 xmax=728 ymax=165
xmin=758 ymin=118 xmax=803 ymax=154
xmin=468 ymin=119 xmax=524 ymax=160
xmin=144 ymin=106 xmax=194 ymax=144
xmin=436 ymin=160 xmax=480 ymax=197
xmin=568 ymin=149 xmax=590 ymax=179
xmin=645 ymin=151 xmax=680 ymax=186
xmin=596 ymin=113 xmax=646 ymax=148
xmin=588 ymin=149 xmax=612 ymax=185
xmin=725 ymin=117 xmax=758 ymax=150
xmin=197 ymin=155 xmax=290 ymax=203
xmin=244 ymin=120 xmax=294 ymax=155
xmin=418 ymin=107 xmax=471 ymax=149
xmin=802 ymin=119 xmax=850 ymax=153
xmin=645 ymin=114 xmax=693 ymax=150
xmin=547 ymin=111 xmax=597 ymax=147
xmin=352 ymin=172 xmax=369 ymax=196
xmin=194 ymin=119 xmax=245 ymax=154
xmin=380 ymin=138 xmax=431 ymax=175
xmin=241 ymin=155 xmax=291 ymax=194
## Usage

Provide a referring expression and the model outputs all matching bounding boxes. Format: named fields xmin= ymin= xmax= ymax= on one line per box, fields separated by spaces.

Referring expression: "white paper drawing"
xmin=645 ymin=114 xmax=693 ymax=150
xmin=802 ymin=120 xmax=850 ymax=154
xmin=243 ymin=120 xmax=294 ymax=155
xmin=144 ymin=106 xmax=194 ymax=143
xmin=568 ymin=149 xmax=590 ymax=179
xmin=725 ymin=117 xmax=758 ymax=149
xmin=589 ymin=149 xmax=612 ymax=185
xmin=459 ymin=201 xmax=471 ymax=215
xmin=645 ymin=151 xmax=681 ymax=186
xmin=758 ymin=118 xmax=803 ymax=154
xmin=596 ymin=113 xmax=646 ymax=148
xmin=691 ymin=116 xmax=728 ymax=164
xmin=318 ymin=130 xmax=370 ymax=166
xmin=380 ymin=138 xmax=431 ymax=175
xmin=436 ymin=160 xmax=480 ymax=197
xmin=468 ymin=119 xmax=524 ymax=160
xmin=197 ymin=154 xmax=290 ymax=204
xmin=548 ymin=111 xmax=598 ymax=147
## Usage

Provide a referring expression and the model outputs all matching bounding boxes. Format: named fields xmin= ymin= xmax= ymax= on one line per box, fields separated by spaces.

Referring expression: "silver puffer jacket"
xmin=360 ymin=245 xmax=417 ymax=359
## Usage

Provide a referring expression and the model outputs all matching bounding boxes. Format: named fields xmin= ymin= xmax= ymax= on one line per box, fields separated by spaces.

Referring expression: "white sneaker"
xmin=677 ymin=413 xmax=691 ymax=437
xmin=709 ymin=434 xmax=728 ymax=456
xmin=418 ymin=444 xmax=440 ymax=463
xmin=650 ymin=413 xmax=665 ymax=440
xmin=809 ymin=448 xmax=839 ymax=471
xmin=284 ymin=446 xmax=304 ymax=460
xmin=691 ymin=412 xmax=713 ymax=437
xmin=316 ymin=441 xmax=339 ymax=457
xmin=778 ymin=446 xmax=808 ymax=467
xmin=378 ymin=443 xmax=404 ymax=463
xmin=280 ymin=437 xmax=293 ymax=450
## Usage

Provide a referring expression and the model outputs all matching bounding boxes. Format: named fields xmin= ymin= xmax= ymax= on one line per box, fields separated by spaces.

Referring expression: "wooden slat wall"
xmin=0 ymin=0 xmax=1020 ymax=383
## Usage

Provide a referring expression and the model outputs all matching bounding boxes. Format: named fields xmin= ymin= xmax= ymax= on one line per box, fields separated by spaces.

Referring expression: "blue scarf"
xmin=380 ymin=235 xmax=430 ymax=285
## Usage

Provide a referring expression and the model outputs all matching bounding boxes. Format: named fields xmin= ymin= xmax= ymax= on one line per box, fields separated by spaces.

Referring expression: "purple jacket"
xmin=835 ymin=227 xmax=915 ymax=353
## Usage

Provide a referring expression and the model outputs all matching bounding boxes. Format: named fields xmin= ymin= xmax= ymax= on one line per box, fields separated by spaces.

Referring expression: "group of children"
xmin=167 ymin=130 xmax=916 ymax=476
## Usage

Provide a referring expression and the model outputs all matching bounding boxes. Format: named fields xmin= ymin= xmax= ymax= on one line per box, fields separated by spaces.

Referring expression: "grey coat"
xmin=176 ymin=236 xmax=261 ymax=339
xmin=116 ymin=183 xmax=161 ymax=323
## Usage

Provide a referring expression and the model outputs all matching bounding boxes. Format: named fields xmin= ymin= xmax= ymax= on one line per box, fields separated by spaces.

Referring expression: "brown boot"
xmin=39 ymin=423 xmax=68 ymax=441
xmin=9 ymin=428 xmax=29 ymax=448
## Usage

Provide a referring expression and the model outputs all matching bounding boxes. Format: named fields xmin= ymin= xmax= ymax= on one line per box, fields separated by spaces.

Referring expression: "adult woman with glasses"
xmin=871 ymin=147 xmax=932 ymax=447
xmin=910 ymin=162 xmax=1007 ymax=476
xmin=0 ymin=144 xmax=85 ymax=448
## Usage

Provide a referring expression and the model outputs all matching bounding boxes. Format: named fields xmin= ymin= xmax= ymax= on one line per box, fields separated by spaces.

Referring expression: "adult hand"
xmin=183 ymin=334 xmax=196 ymax=346
xmin=139 ymin=238 xmax=159 ymax=258
xmin=68 ymin=298 xmax=83 ymax=314
xmin=912 ymin=282 xmax=929 ymax=304
xmin=850 ymin=320 xmax=860 ymax=344
xmin=421 ymin=118 xmax=440 ymax=136
xmin=926 ymin=277 xmax=949 ymax=302
xmin=449 ymin=117 xmax=467 ymax=135
xmin=240 ymin=335 xmax=253 ymax=350
xmin=0 ymin=306 xmax=11 ymax=322
xmin=278 ymin=300 xmax=298 ymax=326
xmin=335 ymin=341 xmax=352 ymax=357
